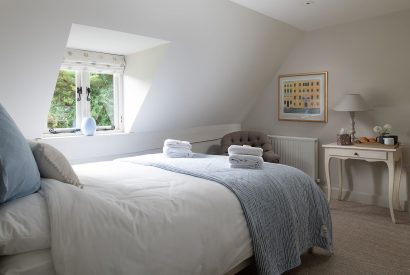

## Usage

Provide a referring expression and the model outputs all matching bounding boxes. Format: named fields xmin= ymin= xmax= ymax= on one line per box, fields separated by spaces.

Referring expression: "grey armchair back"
xmin=220 ymin=131 xmax=280 ymax=163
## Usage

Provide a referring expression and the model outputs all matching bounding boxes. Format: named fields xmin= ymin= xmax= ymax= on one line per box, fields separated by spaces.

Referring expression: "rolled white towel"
xmin=228 ymin=154 xmax=264 ymax=169
xmin=163 ymin=146 xmax=193 ymax=158
xmin=228 ymin=145 xmax=263 ymax=157
xmin=164 ymin=139 xmax=192 ymax=150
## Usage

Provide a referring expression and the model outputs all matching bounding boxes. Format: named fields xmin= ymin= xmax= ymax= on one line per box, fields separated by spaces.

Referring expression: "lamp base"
xmin=350 ymin=111 xmax=356 ymax=143
xmin=350 ymin=133 xmax=357 ymax=143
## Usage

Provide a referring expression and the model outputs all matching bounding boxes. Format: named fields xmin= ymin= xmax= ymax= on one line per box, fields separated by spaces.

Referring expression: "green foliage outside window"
xmin=47 ymin=71 xmax=114 ymax=129
xmin=90 ymin=73 xmax=114 ymax=127
xmin=47 ymin=70 xmax=76 ymax=129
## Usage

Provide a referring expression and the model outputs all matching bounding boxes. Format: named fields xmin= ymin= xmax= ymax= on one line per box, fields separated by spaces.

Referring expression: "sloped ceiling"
xmin=67 ymin=24 xmax=169 ymax=55
xmin=0 ymin=0 xmax=301 ymax=138
xmin=229 ymin=0 xmax=410 ymax=31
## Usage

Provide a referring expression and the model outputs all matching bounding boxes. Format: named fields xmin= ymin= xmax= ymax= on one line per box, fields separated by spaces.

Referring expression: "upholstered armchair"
xmin=220 ymin=131 xmax=280 ymax=163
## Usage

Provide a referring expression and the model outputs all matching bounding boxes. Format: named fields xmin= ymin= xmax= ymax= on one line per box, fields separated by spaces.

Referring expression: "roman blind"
xmin=62 ymin=48 xmax=126 ymax=73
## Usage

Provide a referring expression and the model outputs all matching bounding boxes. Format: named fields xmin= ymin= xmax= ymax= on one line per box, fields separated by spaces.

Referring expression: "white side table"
xmin=322 ymin=143 xmax=403 ymax=223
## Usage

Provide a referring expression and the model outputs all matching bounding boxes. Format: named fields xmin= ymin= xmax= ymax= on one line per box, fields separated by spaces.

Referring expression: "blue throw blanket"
xmin=117 ymin=154 xmax=333 ymax=275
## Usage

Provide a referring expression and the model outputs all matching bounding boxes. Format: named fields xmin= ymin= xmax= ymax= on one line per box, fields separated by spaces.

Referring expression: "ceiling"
xmin=229 ymin=0 xmax=410 ymax=31
xmin=67 ymin=24 xmax=169 ymax=55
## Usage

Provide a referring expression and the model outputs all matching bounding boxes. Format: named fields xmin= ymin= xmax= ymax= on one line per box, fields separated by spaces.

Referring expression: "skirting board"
xmin=322 ymin=186 xmax=410 ymax=212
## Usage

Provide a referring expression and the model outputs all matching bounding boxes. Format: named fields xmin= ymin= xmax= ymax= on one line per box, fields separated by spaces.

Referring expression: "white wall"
xmin=0 ymin=0 xmax=300 ymax=138
xmin=243 ymin=9 xmax=410 ymax=208
xmin=123 ymin=44 xmax=170 ymax=132
xmin=0 ymin=0 xmax=300 ymax=161
xmin=41 ymin=124 xmax=240 ymax=163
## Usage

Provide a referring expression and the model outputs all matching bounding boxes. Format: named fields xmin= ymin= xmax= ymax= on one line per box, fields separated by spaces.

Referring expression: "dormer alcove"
xmin=46 ymin=23 xmax=170 ymax=136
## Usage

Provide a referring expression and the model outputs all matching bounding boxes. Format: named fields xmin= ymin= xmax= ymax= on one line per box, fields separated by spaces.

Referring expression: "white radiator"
xmin=268 ymin=135 xmax=319 ymax=181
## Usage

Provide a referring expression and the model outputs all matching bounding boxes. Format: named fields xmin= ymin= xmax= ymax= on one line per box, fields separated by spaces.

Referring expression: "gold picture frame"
xmin=278 ymin=72 xmax=328 ymax=123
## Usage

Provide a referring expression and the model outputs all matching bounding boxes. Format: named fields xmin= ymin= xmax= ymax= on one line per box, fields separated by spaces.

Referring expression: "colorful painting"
xmin=278 ymin=72 xmax=328 ymax=122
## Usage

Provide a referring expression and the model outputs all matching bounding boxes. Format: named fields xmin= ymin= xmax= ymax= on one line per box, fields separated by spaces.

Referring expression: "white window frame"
xmin=47 ymin=66 xmax=124 ymax=134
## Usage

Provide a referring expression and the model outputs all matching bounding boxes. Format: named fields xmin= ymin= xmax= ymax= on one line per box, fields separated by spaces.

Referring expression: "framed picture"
xmin=278 ymin=72 xmax=328 ymax=122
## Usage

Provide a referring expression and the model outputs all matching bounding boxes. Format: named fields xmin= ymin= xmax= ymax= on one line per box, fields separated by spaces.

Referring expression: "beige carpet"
xmin=238 ymin=200 xmax=410 ymax=275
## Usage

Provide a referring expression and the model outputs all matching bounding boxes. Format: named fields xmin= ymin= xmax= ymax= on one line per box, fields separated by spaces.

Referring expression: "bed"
xmin=0 ymin=154 xmax=332 ymax=275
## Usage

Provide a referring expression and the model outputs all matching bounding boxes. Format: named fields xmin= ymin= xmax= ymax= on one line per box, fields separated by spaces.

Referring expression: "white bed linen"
xmin=0 ymin=193 xmax=50 ymax=255
xmin=40 ymin=161 xmax=252 ymax=275
xmin=0 ymin=249 xmax=55 ymax=275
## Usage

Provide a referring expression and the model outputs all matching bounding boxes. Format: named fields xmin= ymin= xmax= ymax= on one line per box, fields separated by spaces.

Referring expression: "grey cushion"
xmin=0 ymin=104 xmax=41 ymax=204
xmin=220 ymin=131 xmax=280 ymax=163
xmin=29 ymin=141 xmax=81 ymax=187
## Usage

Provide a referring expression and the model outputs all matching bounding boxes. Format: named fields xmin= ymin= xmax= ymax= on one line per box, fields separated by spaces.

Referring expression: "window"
xmin=47 ymin=48 xmax=125 ymax=134
xmin=48 ymin=70 xmax=121 ymax=132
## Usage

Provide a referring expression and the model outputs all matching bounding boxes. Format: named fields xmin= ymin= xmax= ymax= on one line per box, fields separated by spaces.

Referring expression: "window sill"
xmin=41 ymin=130 xmax=126 ymax=140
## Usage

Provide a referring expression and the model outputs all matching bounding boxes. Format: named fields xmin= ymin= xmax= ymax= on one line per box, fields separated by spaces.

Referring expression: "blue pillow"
xmin=0 ymin=104 xmax=41 ymax=203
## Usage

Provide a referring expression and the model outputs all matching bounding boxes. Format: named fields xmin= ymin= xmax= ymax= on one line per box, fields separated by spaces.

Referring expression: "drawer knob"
xmin=354 ymin=152 xmax=359 ymax=156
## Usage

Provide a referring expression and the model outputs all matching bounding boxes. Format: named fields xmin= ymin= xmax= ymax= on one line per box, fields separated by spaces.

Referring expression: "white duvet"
xmin=39 ymin=161 xmax=252 ymax=275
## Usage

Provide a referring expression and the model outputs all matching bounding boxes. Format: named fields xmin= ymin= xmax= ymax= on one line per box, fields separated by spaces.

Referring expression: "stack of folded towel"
xmin=163 ymin=139 xmax=193 ymax=158
xmin=228 ymin=145 xmax=264 ymax=169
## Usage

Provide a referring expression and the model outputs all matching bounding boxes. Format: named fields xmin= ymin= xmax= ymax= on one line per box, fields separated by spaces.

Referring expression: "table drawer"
xmin=330 ymin=149 xmax=387 ymax=160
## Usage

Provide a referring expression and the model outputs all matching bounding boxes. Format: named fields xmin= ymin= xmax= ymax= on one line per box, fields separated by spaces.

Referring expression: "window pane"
xmin=90 ymin=73 xmax=114 ymax=127
xmin=47 ymin=70 xmax=76 ymax=129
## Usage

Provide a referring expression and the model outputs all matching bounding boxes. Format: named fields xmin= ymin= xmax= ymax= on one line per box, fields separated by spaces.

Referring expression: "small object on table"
xmin=337 ymin=134 xmax=351 ymax=145
xmin=337 ymin=128 xmax=351 ymax=145
xmin=373 ymin=124 xmax=398 ymax=144
xmin=358 ymin=136 xmax=369 ymax=143
xmin=384 ymin=137 xmax=395 ymax=145
xmin=368 ymin=137 xmax=377 ymax=143
xmin=355 ymin=136 xmax=379 ymax=144
xmin=81 ymin=117 xmax=97 ymax=136
xmin=377 ymin=135 xmax=398 ymax=145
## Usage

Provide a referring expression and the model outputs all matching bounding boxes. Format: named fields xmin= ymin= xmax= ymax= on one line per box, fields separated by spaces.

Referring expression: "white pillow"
xmin=0 ymin=192 xmax=50 ymax=255
xmin=0 ymin=249 xmax=54 ymax=275
xmin=29 ymin=141 xmax=81 ymax=187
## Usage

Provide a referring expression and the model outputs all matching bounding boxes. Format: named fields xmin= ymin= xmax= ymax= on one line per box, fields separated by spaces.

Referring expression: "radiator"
xmin=268 ymin=135 xmax=319 ymax=181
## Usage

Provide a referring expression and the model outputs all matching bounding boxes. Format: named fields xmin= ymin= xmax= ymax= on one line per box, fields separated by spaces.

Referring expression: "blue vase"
xmin=81 ymin=117 xmax=96 ymax=136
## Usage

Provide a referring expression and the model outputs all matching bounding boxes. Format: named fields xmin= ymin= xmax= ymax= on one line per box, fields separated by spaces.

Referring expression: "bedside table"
xmin=322 ymin=143 xmax=403 ymax=223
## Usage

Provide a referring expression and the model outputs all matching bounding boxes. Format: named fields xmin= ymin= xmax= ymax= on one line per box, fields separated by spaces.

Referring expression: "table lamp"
xmin=333 ymin=93 xmax=369 ymax=142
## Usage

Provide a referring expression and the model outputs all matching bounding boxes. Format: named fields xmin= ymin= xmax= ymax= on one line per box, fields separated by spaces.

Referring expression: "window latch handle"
xmin=77 ymin=87 xmax=82 ymax=101
xmin=86 ymin=87 xmax=91 ymax=101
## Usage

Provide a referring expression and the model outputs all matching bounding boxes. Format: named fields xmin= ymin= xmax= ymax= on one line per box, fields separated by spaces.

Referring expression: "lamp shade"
xmin=333 ymin=94 xmax=369 ymax=112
